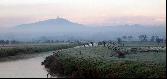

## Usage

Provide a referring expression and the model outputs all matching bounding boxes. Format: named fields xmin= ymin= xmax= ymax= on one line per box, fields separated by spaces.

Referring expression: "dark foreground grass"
xmin=42 ymin=46 xmax=166 ymax=78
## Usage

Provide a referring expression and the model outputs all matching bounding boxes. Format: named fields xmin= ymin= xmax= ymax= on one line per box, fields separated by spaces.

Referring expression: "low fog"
xmin=0 ymin=18 xmax=166 ymax=41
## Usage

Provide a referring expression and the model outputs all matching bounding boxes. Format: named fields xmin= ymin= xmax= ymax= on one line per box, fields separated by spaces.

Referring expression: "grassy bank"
xmin=42 ymin=46 xmax=166 ymax=78
xmin=0 ymin=43 xmax=78 ymax=58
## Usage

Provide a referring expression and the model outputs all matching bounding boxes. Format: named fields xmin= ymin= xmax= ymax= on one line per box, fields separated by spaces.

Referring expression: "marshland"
xmin=0 ymin=0 xmax=166 ymax=78
xmin=0 ymin=41 xmax=79 ymax=78
xmin=0 ymin=35 xmax=166 ymax=78
xmin=42 ymin=40 xmax=166 ymax=78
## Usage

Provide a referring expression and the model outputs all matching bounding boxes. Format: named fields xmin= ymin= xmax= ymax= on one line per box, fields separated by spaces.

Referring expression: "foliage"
xmin=0 ymin=43 xmax=78 ymax=58
xmin=42 ymin=45 xmax=166 ymax=78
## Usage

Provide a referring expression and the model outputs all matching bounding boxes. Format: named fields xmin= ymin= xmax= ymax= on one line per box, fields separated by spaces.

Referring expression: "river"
xmin=0 ymin=52 xmax=54 ymax=78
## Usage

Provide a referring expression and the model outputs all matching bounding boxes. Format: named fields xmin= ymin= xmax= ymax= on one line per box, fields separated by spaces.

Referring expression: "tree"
xmin=11 ymin=40 xmax=17 ymax=44
xmin=98 ymin=42 xmax=103 ymax=45
xmin=164 ymin=39 xmax=166 ymax=43
xmin=150 ymin=36 xmax=156 ymax=42
xmin=0 ymin=40 xmax=5 ymax=46
xmin=117 ymin=38 xmax=122 ymax=44
xmin=45 ymin=40 xmax=51 ymax=43
xmin=122 ymin=36 xmax=127 ymax=41
xmin=138 ymin=35 xmax=148 ymax=42
xmin=127 ymin=36 xmax=133 ymax=41
xmin=156 ymin=37 xmax=163 ymax=45
xmin=5 ymin=40 xmax=9 ymax=44
xmin=102 ymin=41 xmax=106 ymax=47
xmin=51 ymin=40 xmax=54 ymax=43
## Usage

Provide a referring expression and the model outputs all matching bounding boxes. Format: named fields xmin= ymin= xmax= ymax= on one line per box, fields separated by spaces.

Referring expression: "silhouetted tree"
xmin=117 ymin=38 xmax=122 ymax=44
xmin=150 ymin=36 xmax=156 ymax=42
xmin=122 ymin=36 xmax=127 ymax=41
xmin=122 ymin=36 xmax=127 ymax=39
xmin=127 ymin=36 xmax=133 ymax=41
xmin=156 ymin=37 xmax=163 ymax=45
xmin=11 ymin=40 xmax=17 ymax=44
xmin=98 ymin=42 xmax=103 ymax=45
xmin=164 ymin=39 xmax=166 ymax=43
xmin=102 ymin=41 xmax=106 ymax=47
xmin=5 ymin=40 xmax=9 ymax=44
xmin=51 ymin=40 xmax=54 ymax=43
xmin=138 ymin=35 xmax=148 ymax=42
xmin=0 ymin=40 xmax=5 ymax=46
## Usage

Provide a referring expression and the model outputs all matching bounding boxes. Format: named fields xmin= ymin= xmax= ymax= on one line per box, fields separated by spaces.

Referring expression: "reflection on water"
xmin=0 ymin=52 xmax=53 ymax=78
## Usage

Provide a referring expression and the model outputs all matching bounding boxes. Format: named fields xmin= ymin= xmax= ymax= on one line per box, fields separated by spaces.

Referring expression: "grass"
xmin=0 ymin=43 xmax=79 ymax=58
xmin=42 ymin=44 xmax=166 ymax=78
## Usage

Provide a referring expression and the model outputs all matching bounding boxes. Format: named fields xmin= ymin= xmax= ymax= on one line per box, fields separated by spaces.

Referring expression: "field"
xmin=42 ymin=42 xmax=166 ymax=78
xmin=0 ymin=43 xmax=79 ymax=60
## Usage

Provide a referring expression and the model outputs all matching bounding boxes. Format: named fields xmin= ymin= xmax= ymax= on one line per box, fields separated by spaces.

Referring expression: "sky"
xmin=0 ymin=0 xmax=166 ymax=27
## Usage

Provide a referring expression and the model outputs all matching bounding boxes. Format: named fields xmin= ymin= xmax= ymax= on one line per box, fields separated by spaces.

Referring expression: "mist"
xmin=0 ymin=17 xmax=166 ymax=41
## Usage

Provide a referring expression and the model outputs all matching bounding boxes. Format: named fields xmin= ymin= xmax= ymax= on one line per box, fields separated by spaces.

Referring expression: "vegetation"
xmin=0 ymin=43 xmax=79 ymax=58
xmin=42 ymin=42 xmax=166 ymax=78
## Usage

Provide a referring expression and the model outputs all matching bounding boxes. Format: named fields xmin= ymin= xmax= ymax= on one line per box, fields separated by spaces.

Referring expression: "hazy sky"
xmin=0 ymin=0 xmax=166 ymax=27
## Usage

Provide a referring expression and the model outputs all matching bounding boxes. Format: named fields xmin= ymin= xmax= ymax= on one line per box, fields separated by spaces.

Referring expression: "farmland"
xmin=42 ymin=42 xmax=166 ymax=78
xmin=0 ymin=43 xmax=79 ymax=61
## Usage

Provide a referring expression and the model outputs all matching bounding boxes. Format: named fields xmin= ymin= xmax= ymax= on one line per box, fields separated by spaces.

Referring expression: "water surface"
xmin=0 ymin=52 xmax=53 ymax=78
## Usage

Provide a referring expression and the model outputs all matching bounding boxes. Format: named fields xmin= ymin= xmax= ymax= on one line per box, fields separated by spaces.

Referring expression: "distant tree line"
xmin=120 ymin=35 xmax=166 ymax=43
xmin=0 ymin=40 xmax=20 ymax=45
xmin=0 ymin=34 xmax=165 ymax=46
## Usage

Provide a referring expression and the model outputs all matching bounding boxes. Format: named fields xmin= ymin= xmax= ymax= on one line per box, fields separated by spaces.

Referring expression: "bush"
xmin=42 ymin=47 xmax=166 ymax=78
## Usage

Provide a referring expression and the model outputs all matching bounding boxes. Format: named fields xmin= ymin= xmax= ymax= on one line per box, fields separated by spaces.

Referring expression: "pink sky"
xmin=0 ymin=0 xmax=166 ymax=27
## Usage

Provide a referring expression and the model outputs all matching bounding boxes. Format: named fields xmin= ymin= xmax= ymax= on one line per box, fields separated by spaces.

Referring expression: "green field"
xmin=0 ymin=43 xmax=78 ymax=59
xmin=42 ymin=42 xmax=166 ymax=78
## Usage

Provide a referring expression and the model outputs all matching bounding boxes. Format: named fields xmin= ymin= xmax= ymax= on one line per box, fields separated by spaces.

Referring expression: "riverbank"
xmin=0 ymin=51 xmax=55 ymax=62
xmin=0 ymin=51 xmax=54 ymax=78
xmin=0 ymin=43 xmax=79 ymax=61
xmin=42 ymin=46 xmax=166 ymax=78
